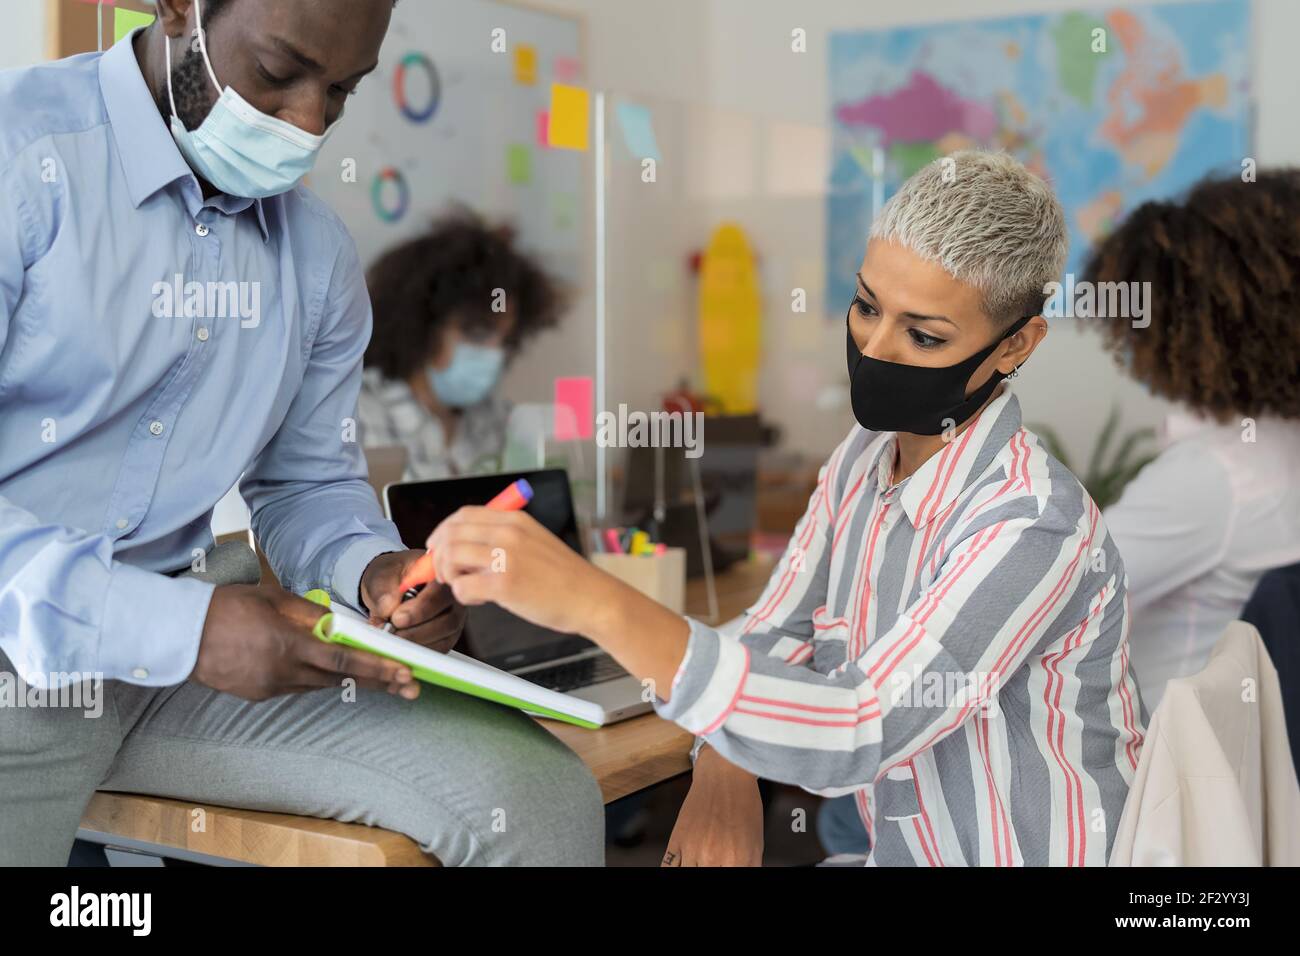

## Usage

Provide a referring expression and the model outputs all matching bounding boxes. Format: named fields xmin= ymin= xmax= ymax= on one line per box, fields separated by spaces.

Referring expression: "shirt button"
xmin=132 ymin=667 xmax=149 ymax=680
xmin=195 ymin=223 xmax=210 ymax=237
xmin=149 ymin=420 xmax=165 ymax=436
xmin=115 ymin=518 xmax=128 ymax=530
xmin=197 ymin=326 xmax=210 ymax=342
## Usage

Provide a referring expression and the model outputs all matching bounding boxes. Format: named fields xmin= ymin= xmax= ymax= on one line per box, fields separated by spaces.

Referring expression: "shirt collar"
xmin=886 ymin=386 xmax=1024 ymax=528
xmin=205 ymin=190 xmax=272 ymax=240
xmin=867 ymin=434 xmax=898 ymax=498
xmin=98 ymin=29 xmax=270 ymax=242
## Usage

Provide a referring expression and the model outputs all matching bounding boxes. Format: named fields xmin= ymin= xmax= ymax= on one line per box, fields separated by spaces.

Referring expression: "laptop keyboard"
xmin=528 ymin=656 xmax=629 ymax=692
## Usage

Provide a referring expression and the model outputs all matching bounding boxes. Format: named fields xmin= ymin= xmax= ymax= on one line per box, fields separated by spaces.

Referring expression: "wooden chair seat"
xmin=78 ymin=714 xmax=693 ymax=866
xmin=79 ymin=792 xmax=438 ymax=866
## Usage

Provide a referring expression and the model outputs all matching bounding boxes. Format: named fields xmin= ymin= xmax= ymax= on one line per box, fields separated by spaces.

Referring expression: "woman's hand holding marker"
xmin=425 ymin=485 xmax=693 ymax=696
xmin=383 ymin=479 xmax=535 ymax=632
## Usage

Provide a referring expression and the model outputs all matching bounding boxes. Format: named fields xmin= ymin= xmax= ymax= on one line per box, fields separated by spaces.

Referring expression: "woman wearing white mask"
xmin=358 ymin=208 xmax=566 ymax=480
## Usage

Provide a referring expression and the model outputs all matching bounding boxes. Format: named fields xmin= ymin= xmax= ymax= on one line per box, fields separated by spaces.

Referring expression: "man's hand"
xmin=662 ymin=746 xmax=764 ymax=867
xmin=360 ymin=549 xmax=466 ymax=652
xmin=192 ymin=584 xmax=420 ymax=701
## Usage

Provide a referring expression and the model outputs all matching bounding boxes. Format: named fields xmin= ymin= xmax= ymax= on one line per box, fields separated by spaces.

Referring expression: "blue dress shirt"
xmin=0 ymin=33 xmax=406 ymax=688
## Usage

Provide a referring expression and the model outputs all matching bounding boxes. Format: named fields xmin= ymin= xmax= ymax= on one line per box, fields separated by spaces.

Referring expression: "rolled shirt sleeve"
xmin=658 ymin=618 xmax=753 ymax=736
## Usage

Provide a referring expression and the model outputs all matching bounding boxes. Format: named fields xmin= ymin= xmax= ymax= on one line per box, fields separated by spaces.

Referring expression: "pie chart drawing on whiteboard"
xmin=393 ymin=52 xmax=441 ymax=124
xmin=371 ymin=167 xmax=410 ymax=223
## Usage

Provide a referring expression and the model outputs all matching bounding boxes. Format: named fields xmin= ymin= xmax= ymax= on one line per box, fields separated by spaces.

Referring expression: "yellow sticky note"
xmin=114 ymin=8 xmax=155 ymax=44
xmin=513 ymin=44 xmax=538 ymax=86
xmin=547 ymin=83 xmax=589 ymax=151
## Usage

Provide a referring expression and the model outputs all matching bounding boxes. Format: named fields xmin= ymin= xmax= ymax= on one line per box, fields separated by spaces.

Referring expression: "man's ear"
xmin=999 ymin=315 xmax=1048 ymax=373
xmin=154 ymin=0 xmax=195 ymax=39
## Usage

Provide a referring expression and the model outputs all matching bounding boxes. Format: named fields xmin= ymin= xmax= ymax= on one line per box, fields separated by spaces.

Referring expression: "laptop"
xmin=383 ymin=469 xmax=653 ymax=724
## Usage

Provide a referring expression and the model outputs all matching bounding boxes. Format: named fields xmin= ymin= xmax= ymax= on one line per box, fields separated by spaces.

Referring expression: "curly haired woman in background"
xmin=359 ymin=208 xmax=566 ymax=479
xmin=1086 ymin=170 xmax=1300 ymax=709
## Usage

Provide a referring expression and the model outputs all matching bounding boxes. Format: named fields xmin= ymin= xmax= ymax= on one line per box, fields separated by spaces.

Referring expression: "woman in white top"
xmin=357 ymin=208 xmax=566 ymax=479
xmin=1086 ymin=170 xmax=1300 ymax=709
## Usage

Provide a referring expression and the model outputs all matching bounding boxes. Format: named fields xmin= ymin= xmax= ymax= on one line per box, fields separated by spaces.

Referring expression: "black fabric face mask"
xmin=845 ymin=305 xmax=1031 ymax=435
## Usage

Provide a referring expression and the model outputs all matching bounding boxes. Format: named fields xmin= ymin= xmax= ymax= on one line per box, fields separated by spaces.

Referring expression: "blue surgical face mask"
xmin=426 ymin=343 xmax=505 ymax=408
xmin=165 ymin=0 xmax=337 ymax=198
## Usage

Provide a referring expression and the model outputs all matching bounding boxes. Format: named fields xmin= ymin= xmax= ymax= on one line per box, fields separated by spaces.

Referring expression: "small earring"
xmin=1007 ymin=365 xmax=1020 ymax=380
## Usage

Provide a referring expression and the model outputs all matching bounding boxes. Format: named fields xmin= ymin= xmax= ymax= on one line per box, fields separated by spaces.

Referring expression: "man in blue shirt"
xmin=0 ymin=0 xmax=602 ymax=865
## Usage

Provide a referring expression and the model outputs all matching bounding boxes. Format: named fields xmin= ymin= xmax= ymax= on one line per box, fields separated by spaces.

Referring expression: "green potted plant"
xmin=1029 ymin=406 xmax=1157 ymax=510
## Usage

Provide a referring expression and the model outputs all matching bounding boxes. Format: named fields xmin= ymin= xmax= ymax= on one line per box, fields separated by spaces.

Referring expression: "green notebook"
xmin=304 ymin=590 xmax=602 ymax=729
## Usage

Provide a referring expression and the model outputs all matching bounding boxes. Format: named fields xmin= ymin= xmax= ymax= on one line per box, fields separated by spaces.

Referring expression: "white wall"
xmin=533 ymin=0 xmax=710 ymax=103
xmin=0 ymin=1 xmax=46 ymax=72
xmin=495 ymin=0 xmax=713 ymax=422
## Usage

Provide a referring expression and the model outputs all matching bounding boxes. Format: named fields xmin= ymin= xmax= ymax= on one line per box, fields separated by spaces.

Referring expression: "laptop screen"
xmin=383 ymin=469 xmax=596 ymax=671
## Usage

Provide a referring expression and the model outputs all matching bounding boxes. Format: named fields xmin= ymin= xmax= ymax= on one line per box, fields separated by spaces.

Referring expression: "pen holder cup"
xmin=590 ymin=547 xmax=687 ymax=614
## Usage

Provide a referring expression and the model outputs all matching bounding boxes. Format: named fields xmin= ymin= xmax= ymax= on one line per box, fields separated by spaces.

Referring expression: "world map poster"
xmin=826 ymin=0 xmax=1252 ymax=314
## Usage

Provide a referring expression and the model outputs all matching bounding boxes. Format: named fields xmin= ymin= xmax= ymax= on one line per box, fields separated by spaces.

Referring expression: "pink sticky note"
xmin=554 ymin=56 xmax=580 ymax=82
xmin=536 ymin=110 xmax=550 ymax=148
xmin=554 ymin=377 xmax=594 ymax=441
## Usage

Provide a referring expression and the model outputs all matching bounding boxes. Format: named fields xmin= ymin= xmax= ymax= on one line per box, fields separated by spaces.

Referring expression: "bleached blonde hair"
xmin=869 ymin=150 xmax=1068 ymax=323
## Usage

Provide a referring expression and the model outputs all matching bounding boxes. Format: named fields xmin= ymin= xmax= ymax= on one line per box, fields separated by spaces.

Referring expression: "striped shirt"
xmin=655 ymin=388 xmax=1148 ymax=866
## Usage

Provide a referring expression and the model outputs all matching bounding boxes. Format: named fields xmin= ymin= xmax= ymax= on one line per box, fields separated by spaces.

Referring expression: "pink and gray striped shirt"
xmin=656 ymin=388 xmax=1147 ymax=865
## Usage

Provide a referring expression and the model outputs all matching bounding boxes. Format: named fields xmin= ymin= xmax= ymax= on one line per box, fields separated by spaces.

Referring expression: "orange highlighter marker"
xmin=383 ymin=478 xmax=535 ymax=632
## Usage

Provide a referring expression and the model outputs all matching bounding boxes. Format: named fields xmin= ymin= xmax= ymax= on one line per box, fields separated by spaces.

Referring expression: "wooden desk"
xmin=79 ymin=555 xmax=778 ymax=865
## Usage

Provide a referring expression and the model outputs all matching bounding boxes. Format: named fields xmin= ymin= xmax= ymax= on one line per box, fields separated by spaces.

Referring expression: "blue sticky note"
xmin=615 ymin=102 xmax=661 ymax=163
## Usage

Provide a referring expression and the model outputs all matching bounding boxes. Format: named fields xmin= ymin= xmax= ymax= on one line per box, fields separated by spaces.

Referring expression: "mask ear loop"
xmin=165 ymin=0 xmax=220 ymax=122
xmin=167 ymin=0 xmax=222 ymax=125
xmin=192 ymin=0 xmax=224 ymax=94
xmin=164 ymin=31 xmax=179 ymax=119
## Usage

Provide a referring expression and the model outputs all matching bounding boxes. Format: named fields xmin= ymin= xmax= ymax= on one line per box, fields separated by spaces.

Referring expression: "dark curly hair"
xmin=1081 ymin=169 xmax=1300 ymax=422
xmin=364 ymin=208 xmax=565 ymax=381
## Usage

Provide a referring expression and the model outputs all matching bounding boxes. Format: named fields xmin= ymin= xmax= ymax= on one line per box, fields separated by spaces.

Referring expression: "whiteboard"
xmin=312 ymin=0 xmax=585 ymax=282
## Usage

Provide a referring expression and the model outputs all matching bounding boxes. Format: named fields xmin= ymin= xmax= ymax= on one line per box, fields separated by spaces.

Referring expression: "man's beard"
xmin=156 ymin=43 xmax=217 ymax=132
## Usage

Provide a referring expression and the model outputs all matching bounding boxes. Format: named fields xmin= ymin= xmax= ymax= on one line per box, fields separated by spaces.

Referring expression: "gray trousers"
xmin=0 ymin=545 xmax=604 ymax=866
